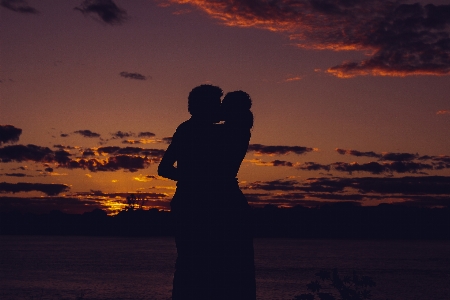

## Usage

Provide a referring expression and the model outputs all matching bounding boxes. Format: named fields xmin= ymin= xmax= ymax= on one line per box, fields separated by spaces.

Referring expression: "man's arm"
xmin=157 ymin=133 xmax=179 ymax=181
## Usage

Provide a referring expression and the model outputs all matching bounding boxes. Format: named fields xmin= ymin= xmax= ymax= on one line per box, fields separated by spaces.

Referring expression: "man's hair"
xmin=188 ymin=84 xmax=223 ymax=116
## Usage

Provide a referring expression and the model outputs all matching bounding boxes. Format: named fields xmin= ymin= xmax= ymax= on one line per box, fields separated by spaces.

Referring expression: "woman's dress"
xmin=165 ymin=119 xmax=256 ymax=300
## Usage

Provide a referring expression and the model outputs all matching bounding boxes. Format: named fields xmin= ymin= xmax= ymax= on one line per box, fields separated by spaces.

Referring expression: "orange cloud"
xmin=285 ymin=75 xmax=303 ymax=82
xmin=437 ymin=110 xmax=450 ymax=115
xmin=167 ymin=0 xmax=450 ymax=77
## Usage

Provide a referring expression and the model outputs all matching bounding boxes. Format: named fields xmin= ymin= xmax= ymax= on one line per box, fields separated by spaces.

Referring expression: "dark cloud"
xmin=271 ymin=160 xmax=294 ymax=167
xmin=171 ymin=0 xmax=450 ymax=77
xmin=63 ymin=146 xmax=165 ymax=172
xmin=0 ymin=196 xmax=105 ymax=214
xmin=162 ymin=137 xmax=173 ymax=144
xmin=62 ymin=155 xmax=153 ymax=173
xmin=75 ymin=0 xmax=127 ymax=25
xmin=331 ymin=161 xmax=433 ymax=175
xmin=1 ymin=0 xmax=39 ymax=14
xmin=99 ymin=155 xmax=148 ymax=172
xmin=248 ymin=144 xmax=315 ymax=155
xmin=119 ymin=72 xmax=147 ymax=80
xmin=327 ymin=2 xmax=450 ymax=77
xmin=297 ymin=162 xmax=331 ymax=171
xmin=138 ymin=132 xmax=156 ymax=138
xmin=336 ymin=148 xmax=419 ymax=161
xmin=0 ymin=125 xmax=22 ymax=145
xmin=0 ymin=143 xmax=163 ymax=172
xmin=82 ymin=149 xmax=95 ymax=157
xmin=335 ymin=148 xmax=382 ymax=159
xmin=245 ymin=176 xmax=450 ymax=204
xmin=4 ymin=173 xmax=28 ymax=177
xmin=122 ymin=140 xmax=141 ymax=144
xmin=74 ymin=130 xmax=101 ymax=138
xmin=111 ymin=131 xmax=134 ymax=139
xmin=97 ymin=146 xmax=165 ymax=158
xmin=0 ymin=182 xmax=69 ymax=196
xmin=380 ymin=152 xmax=419 ymax=162
xmin=244 ymin=178 xmax=343 ymax=194
xmin=307 ymin=176 xmax=450 ymax=195
xmin=60 ymin=133 xmax=69 ymax=137
xmin=421 ymin=155 xmax=450 ymax=162
xmin=75 ymin=191 xmax=168 ymax=199
xmin=53 ymin=144 xmax=77 ymax=150
xmin=44 ymin=167 xmax=53 ymax=172
xmin=0 ymin=144 xmax=54 ymax=163
xmin=97 ymin=146 xmax=120 ymax=154
xmin=244 ymin=179 xmax=300 ymax=191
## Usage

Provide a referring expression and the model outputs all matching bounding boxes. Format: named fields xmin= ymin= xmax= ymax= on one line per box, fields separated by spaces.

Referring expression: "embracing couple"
xmin=158 ymin=84 xmax=256 ymax=300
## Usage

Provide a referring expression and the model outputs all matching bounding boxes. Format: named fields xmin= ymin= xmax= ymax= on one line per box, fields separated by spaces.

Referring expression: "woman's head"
xmin=222 ymin=91 xmax=253 ymax=129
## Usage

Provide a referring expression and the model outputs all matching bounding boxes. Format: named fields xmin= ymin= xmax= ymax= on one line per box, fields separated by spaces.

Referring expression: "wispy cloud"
xmin=138 ymin=132 xmax=156 ymax=138
xmin=284 ymin=75 xmax=303 ymax=82
xmin=119 ymin=71 xmax=148 ymax=80
xmin=336 ymin=148 xmax=419 ymax=161
xmin=331 ymin=161 xmax=433 ymax=175
xmin=0 ymin=182 xmax=69 ymax=196
xmin=437 ymin=110 xmax=450 ymax=115
xmin=111 ymin=131 xmax=134 ymax=139
xmin=74 ymin=129 xmax=101 ymax=138
xmin=248 ymin=144 xmax=316 ymax=155
xmin=1 ymin=0 xmax=39 ymax=14
xmin=162 ymin=137 xmax=173 ymax=144
xmin=244 ymin=175 xmax=450 ymax=196
xmin=0 ymin=144 xmax=165 ymax=172
xmin=168 ymin=0 xmax=450 ymax=77
xmin=75 ymin=0 xmax=127 ymax=25
xmin=3 ymin=173 xmax=29 ymax=177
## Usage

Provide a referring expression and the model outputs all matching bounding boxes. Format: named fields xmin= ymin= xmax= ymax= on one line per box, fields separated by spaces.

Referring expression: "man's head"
xmin=188 ymin=84 xmax=223 ymax=123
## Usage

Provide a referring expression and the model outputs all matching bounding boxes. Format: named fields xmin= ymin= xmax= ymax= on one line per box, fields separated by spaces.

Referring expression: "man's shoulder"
xmin=175 ymin=119 xmax=194 ymax=133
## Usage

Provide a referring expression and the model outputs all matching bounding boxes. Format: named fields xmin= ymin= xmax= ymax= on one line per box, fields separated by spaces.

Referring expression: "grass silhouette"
xmin=294 ymin=269 xmax=378 ymax=300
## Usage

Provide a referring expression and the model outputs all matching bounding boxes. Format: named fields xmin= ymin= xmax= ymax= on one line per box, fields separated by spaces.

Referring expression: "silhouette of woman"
xmin=158 ymin=86 xmax=256 ymax=300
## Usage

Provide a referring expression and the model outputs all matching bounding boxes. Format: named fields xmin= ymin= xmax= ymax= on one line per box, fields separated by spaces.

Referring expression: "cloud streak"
xmin=169 ymin=0 xmax=450 ymax=77
xmin=437 ymin=110 xmax=450 ymax=115
xmin=248 ymin=143 xmax=315 ymax=155
xmin=75 ymin=0 xmax=127 ymax=25
xmin=244 ymin=174 xmax=450 ymax=204
xmin=1 ymin=0 xmax=39 ymax=14
xmin=119 ymin=72 xmax=148 ymax=80
xmin=0 ymin=144 xmax=165 ymax=172
xmin=74 ymin=130 xmax=101 ymax=138
xmin=0 ymin=182 xmax=69 ymax=196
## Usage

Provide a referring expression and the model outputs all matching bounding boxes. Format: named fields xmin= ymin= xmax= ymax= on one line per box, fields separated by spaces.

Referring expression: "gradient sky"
xmin=1 ymin=0 xmax=449 ymax=214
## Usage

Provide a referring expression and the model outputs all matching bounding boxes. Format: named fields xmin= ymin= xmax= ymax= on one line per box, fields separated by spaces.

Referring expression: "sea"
xmin=0 ymin=236 xmax=449 ymax=300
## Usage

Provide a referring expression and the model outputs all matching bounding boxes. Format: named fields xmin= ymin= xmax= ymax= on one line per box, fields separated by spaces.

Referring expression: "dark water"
xmin=0 ymin=236 xmax=449 ymax=300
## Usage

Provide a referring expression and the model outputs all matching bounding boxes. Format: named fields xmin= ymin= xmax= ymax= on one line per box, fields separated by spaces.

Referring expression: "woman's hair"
xmin=222 ymin=90 xmax=254 ymax=129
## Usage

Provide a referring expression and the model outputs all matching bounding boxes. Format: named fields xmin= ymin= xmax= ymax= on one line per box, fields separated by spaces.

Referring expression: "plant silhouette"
xmin=294 ymin=269 xmax=376 ymax=300
xmin=125 ymin=193 xmax=146 ymax=211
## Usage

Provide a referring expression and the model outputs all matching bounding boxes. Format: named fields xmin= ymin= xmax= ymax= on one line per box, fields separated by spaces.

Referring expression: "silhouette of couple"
xmin=158 ymin=85 xmax=256 ymax=300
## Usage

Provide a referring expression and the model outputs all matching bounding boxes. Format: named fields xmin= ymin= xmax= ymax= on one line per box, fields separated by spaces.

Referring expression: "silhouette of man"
xmin=158 ymin=84 xmax=225 ymax=299
xmin=158 ymin=84 xmax=222 ymax=183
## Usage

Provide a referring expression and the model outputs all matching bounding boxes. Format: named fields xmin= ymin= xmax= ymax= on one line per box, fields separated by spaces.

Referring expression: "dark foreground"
xmin=1 ymin=203 xmax=449 ymax=239
xmin=1 ymin=236 xmax=449 ymax=300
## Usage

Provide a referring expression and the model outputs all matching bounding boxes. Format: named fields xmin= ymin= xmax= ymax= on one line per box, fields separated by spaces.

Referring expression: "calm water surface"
xmin=1 ymin=236 xmax=449 ymax=300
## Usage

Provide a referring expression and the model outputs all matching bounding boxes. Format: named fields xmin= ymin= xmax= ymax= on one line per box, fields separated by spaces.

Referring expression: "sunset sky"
xmin=1 ymin=0 xmax=449 ymax=214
